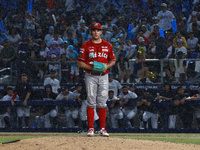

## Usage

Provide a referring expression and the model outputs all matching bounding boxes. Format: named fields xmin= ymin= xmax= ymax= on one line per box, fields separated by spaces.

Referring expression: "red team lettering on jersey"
xmin=78 ymin=39 xmax=116 ymax=75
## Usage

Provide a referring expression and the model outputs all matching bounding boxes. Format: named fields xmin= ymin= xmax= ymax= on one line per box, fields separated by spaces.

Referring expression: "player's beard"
xmin=123 ymin=92 xmax=128 ymax=95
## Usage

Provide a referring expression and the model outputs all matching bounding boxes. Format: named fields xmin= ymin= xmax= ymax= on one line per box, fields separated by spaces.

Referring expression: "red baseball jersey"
xmin=78 ymin=39 xmax=116 ymax=75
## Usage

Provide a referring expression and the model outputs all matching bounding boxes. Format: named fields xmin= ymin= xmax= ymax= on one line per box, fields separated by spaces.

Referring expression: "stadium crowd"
xmin=0 ymin=0 xmax=200 ymax=84
xmin=0 ymin=0 xmax=200 ymax=130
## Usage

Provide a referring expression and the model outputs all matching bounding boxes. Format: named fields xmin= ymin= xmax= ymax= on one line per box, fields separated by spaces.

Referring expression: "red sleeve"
xmin=134 ymin=37 xmax=139 ymax=44
xmin=12 ymin=92 xmax=17 ymax=101
xmin=108 ymin=43 xmax=116 ymax=61
xmin=192 ymin=94 xmax=197 ymax=97
xmin=78 ymin=44 xmax=87 ymax=62
xmin=143 ymin=36 xmax=149 ymax=45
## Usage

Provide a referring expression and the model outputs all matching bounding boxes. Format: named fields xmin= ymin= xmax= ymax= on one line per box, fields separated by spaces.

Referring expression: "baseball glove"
xmin=92 ymin=61 xmax=107 ymax=73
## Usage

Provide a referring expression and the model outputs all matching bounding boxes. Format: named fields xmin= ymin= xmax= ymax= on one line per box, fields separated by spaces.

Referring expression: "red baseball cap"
xmin=91 ymin=22 xmax=102 ymax=30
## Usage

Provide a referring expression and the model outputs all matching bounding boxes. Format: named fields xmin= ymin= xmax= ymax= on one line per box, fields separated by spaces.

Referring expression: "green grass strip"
xmin=0 ymin=136 xmax=40 ymax=144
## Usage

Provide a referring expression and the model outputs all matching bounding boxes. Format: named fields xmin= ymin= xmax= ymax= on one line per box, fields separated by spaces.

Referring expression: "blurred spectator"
xmin=99 ymin=1 xmax=110 ymax=16
xmin=12 ymin=73 xmax=32 ymax=128
xmin=155 ymin=36 xmax=168 ymax=59
xmin=119 ymin=86 xmax=138 ymax=128
xmin=65 ymin=0 xmax=76 ymax=14
xmin=63 ymin=31 xmax=78 ymax=50
xmin=140 ymin=25 xmax=151 ymax=38
xmin=101 ymin=26 xmax=112 ymax=42
xmin=15 ymin=35 xmax=40 ymax=80
xmin=60 ymin=40 xmax=69 ymax=58
xmin=24 ymin=14 xmax=39 ymax=37
xmin=110 ymin=38 xmax=121 ymax=60
xmin=149 ymin=24 xmax=160 ymax=42
xmin=44 ymin=69 xmax=60 ymax=94
xmin=173 ymin=51 xmax=187 ymax=83
xmin=40 ymin=84 xmax=57 ymax=128
xmin=73 ymin=83 xmax=83 ymax=103
xmin=191 ymin=87 xmax=200 ymax=129
xmin=133 ymin=53 xmax=149 ymax=83
xmin=155 ymin=83 xmax=174 ymax=129
xmin=135 ymin=37 xmax=147 ymax=56
xmin=44 ymin=26 xmax=54 ymax=47
xmin=116 ymin=52 xmax=131 ymax=83
xmin=49 ymin=32 xmax=63 ymax=46
xmin=125 ymin=39 xmax=137 ymax=59
xmin=163 ymin=65 xmax=174 ymax=83
xmin=56 ymin=86 xmax=77 ymax=128
xmin=187 ymin=15 xmax=198 ymax=33
xmin=173 ymin=87 xmax=193 ymax=129
xmin=157 ymin=3 xmax=176 ymax=31
xmin=47 ymin=0 xmax=56 ymax=10
xmin=27 ymin=39 xmax=40 ymax=60
xmin=0 ymin=29 xmax=8 ymax=45
xmin=37 ymin=41 xmax=50 ymax=81
xmin=76 ymin=28 xmax=86 ymax=50
xmin=147 ymin=40 xmax=156 ymax=59
xmin=7 ymin=28 xmax=21 ymax=46
xmin=12 ymin=14 xmax=23 ymax=31
xmin=60 ymin=52 xmax=70 ymax=83
xmin=111 ymin=25 xmax=126 ymax=40
xmin=166 ymin=39 xmax=175 ymax=58
xmin=38 ymin=41 xmax=49 ymax=61
xmin=45 ymin=53 xmax=60 ymax=79
xmin=76 ymin=82 xmax=89 ymax=132
xmin=105 ymin=3 xmax=118 ymax=19
xmin=47 ymin=41 xmax=61 ymax=59
xmin=73 ymin=83 xmax=83 ymax=127
xmin=175 ymin=39 xmax=187 ymax=56
xmin=165 ymin=31 xmax=173 ymax=41
xmin=187 ymin=32 xmax=199 ymax=58
xmin=150 ymin=17 xmax=159 ymax=32
xmin=173 ymin=31 xmax=187 ymax=49
xmin=34 ymin=28 xmax=45 ymax=44
xmin=79 ymin=19 xmax=89 ymax=33
xmin=1 ymin=86 xmax=18 ymax=128
xmin=68 ymin=45 xmax=79 ymax=82
xmin=134 ymin=32 xmax=149 ymax=46
xmin=0 ymin=39 xmax=16 ymax=68
xmin=128 ymin=84 xmax=136 ymax=93
xmin=177 ymin=17 xmax=188 ymax=37
xmin=108 ymin=73 xmax=122 ymax=96
xmin=71 ymin=20 xmax=79 ymax=33
xmin=107 ymin=90 xmax=123 ymax=128
xmin=105 ymin=17 xmax=116 ymax=32
xmin=137 ymin=88 xmax=158 ymax=129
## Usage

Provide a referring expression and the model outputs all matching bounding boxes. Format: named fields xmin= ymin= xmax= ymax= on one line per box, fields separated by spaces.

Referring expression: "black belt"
xmin=88 ymin=72 xmax=106 ymax=76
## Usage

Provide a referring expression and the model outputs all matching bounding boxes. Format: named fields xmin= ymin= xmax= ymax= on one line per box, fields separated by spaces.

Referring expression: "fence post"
xmin=160 ymin=59 xmax=164 ymax=83
xmin=59 ymin=61 xmax=61 ymax=82
xmin=10 ymin=62 xmax=13 ymax=81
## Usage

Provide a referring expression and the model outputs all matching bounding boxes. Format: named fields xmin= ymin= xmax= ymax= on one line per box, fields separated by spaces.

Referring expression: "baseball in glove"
xmin=92 ymin=61 xmax=107 ymax=73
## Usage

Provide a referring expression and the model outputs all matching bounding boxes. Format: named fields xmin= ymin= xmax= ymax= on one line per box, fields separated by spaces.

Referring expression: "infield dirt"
xmin=1 ymin=135 xmax=200 ymax=150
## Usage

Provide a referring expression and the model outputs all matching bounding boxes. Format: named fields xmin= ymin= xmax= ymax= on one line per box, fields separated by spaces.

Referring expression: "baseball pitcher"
xmin=77 ymin=22 xmax=116 ymax=137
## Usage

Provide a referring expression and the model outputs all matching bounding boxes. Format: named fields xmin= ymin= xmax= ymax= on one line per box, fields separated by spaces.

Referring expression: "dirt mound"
xmin=1 ymin=136 xmax=200 ymax=150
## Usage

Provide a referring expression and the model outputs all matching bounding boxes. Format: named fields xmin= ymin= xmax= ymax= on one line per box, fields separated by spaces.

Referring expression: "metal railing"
xmin=1 ymin=58 xmax=199 ymax=84
xmin=32 ymin=61 xmax=62 ymax=82
xmin=129 ymin=58 xmax=200 ymax=83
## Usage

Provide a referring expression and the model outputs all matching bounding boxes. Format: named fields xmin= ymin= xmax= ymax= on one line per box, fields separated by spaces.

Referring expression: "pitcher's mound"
xmin=1 ymin=136 xmax=200 ymax=150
